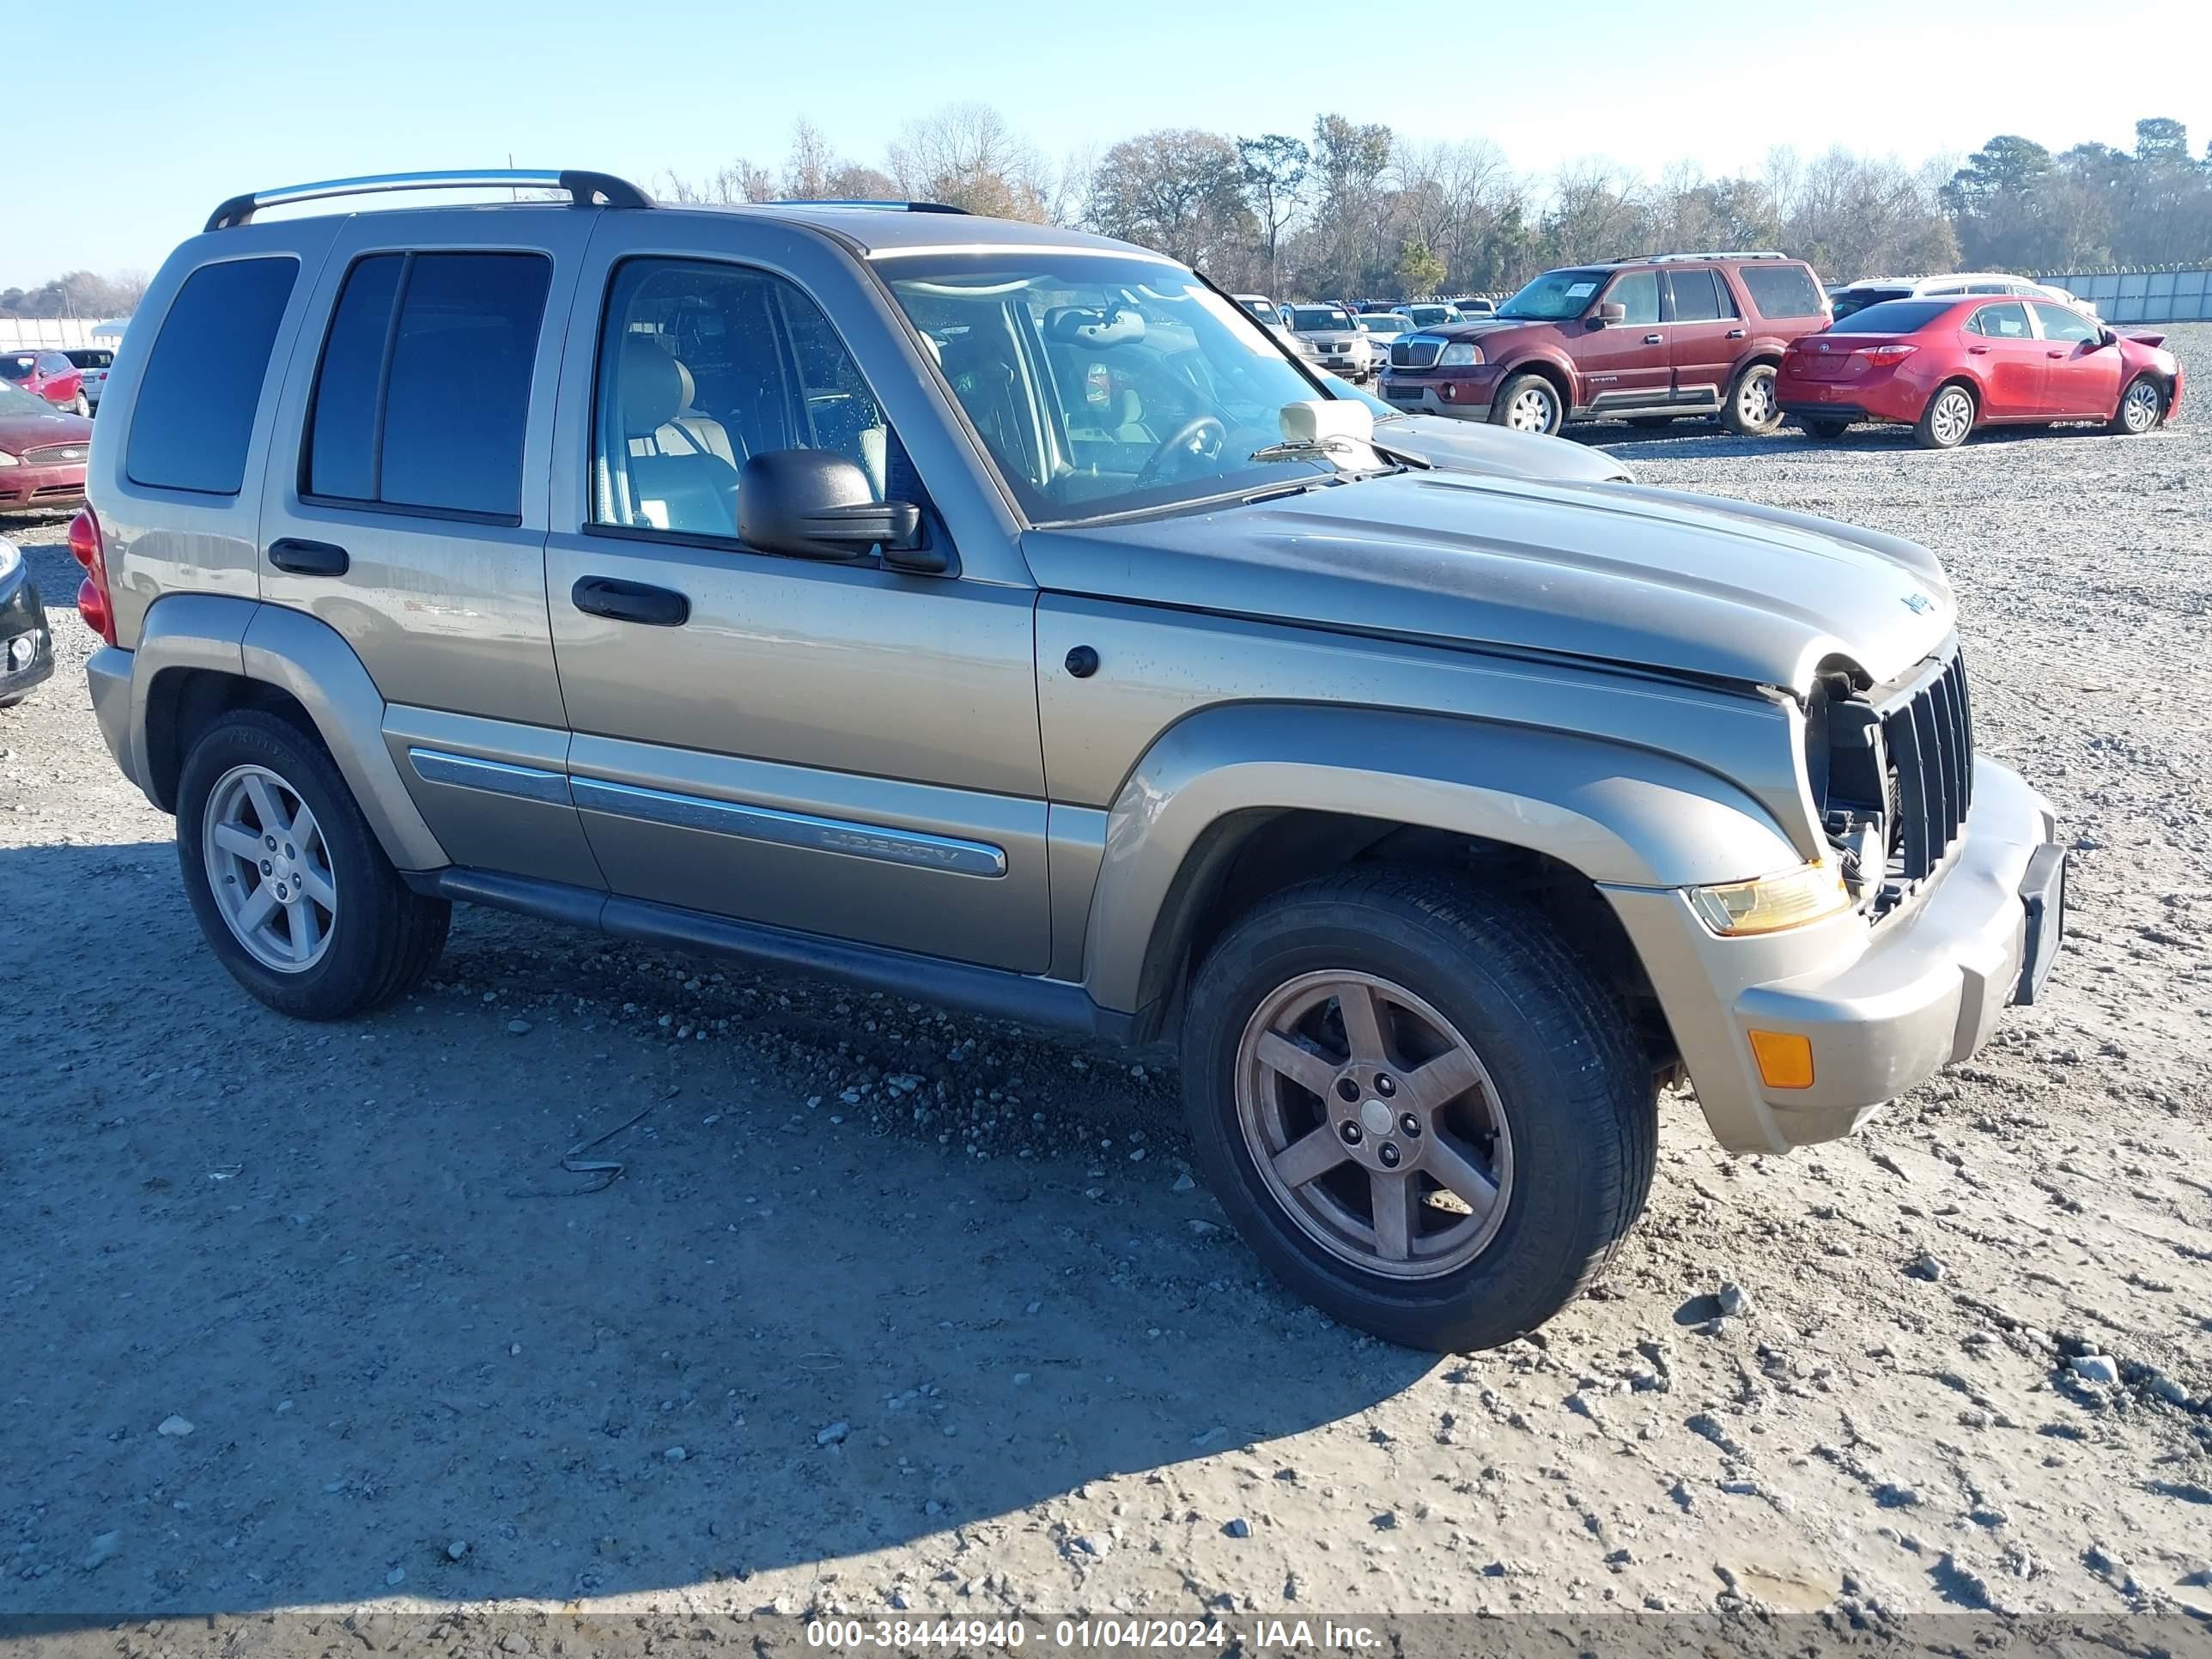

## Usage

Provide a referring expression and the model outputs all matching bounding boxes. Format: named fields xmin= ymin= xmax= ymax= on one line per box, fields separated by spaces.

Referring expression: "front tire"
xmin=69 ymin=394 xmax=90 ymax=418
xmin=2110 ymin=374 xmax=2166 ymax=435
xmin=176 ymin=708 xmax=449 ymax=1019
xmin=1492 ymin=373 xmax=1565 ymax=435
xmin=1178 ymin=867 xmax=1656 ymax=1352
xmin=1916 ymin=381 xmax=1977 ymax=449
xmin=1719 ymin=362 xmax=1783 ymax=435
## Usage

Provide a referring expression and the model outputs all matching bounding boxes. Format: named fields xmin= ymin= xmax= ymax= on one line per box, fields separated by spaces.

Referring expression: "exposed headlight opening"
xmin=1689 ymin=861 xmax=1853 ymax=936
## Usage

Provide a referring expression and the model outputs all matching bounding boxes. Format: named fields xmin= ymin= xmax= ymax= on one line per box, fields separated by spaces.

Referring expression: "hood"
xmin=1023 ymin=469 xmax=1954 ymax=690
xmin=1373 ymin=415 xmax=1633 ymax=485
xmin=0 ymin=402 xmax=93 ymax=453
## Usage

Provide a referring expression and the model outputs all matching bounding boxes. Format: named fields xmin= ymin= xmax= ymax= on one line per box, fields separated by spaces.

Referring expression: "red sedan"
xmin=1778 ymin=295 xmax=2183 ymax=449
xmin=0 ymin=380 xmax=93 ymax=514
xmin=0 ymin=349 xmax=89 ymax=416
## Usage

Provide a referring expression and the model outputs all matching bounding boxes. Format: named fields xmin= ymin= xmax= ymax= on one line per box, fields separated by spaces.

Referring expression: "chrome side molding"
xmin=570 ymin=775 xmax=1007 ymax=878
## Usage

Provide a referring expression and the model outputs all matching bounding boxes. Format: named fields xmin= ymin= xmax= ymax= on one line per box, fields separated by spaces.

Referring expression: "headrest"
xmin=621 ymin=337 xmax=686 ymax=436
xmin=673 ymin=356 xmax=698 ymax=413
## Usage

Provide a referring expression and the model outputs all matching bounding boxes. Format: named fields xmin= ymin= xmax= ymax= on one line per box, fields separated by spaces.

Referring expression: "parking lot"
xmin=2 ymin=331 xmax=2208 ymax=1638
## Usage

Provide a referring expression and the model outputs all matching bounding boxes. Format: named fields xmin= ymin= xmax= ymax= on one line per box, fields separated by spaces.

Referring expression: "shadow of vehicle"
xmin=0 ymin=837 xmax=1432 ymax=1620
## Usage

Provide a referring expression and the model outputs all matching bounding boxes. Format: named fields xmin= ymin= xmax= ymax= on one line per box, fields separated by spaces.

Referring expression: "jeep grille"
xmin=1877 ymin=647 xmax=1973 ymax=906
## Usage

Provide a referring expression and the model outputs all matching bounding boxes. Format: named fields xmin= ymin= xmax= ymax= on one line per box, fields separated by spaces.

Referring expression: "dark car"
xmin=62 ymin=346 xmax=117 ymax=412
xmin=1379 ymin=252 xmax=1831 ymax=436
xmin=0 ymin=349 xmax=88 ymax=416
xmin=0 ymin=380 xmax=94 ymax=513
xmin=0 ymin=529 xmax=55 ymax=708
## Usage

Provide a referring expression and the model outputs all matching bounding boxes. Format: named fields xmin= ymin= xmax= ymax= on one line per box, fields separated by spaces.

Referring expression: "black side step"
xmin=410 ymin=866 xmax=1139 ymax=1043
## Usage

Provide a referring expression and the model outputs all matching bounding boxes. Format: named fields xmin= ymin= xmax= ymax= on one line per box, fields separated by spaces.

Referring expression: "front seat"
xmin=669 ymin=358 xmax=740 ymax=468
xmin=619 ymin=337 xmax=739 ymax=535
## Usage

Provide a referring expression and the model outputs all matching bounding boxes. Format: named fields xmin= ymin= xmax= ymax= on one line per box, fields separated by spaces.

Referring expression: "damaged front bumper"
xmin=1607 ymin=756 xmax=2064 ymax=1153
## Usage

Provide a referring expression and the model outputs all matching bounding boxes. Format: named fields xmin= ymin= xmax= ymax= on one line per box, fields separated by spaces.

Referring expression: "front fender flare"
xmin=1082 ymin=702 xmax=1799 ymax=1016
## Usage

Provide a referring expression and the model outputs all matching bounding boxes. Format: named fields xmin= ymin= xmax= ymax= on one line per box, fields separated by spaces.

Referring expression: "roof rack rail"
xmin=1634 ymin=250 xmax=1787 ymax=264
xmin=205 ymin=169 xmax=653 ymax=232
xmin=765 ymin=198 xmax=971 ymax=216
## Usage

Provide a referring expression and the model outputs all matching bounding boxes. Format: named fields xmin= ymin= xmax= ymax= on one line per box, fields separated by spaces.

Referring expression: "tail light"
xmin=68 ymin=507 xmax=116 ymax=646
xmin=1860 ymin=343 xmax=1917 ymax=366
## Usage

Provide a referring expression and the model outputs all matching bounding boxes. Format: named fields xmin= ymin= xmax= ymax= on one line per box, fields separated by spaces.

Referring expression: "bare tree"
xmin=886 ymin=102 xmax=1051 ymax=220
xmin=1087 ymin=130 xmax=1254 ymax=276
xmin=1237 ymin=134 xmax=1310 ymax=295
xmin=658 ymin=159 xmax=775 ymax=206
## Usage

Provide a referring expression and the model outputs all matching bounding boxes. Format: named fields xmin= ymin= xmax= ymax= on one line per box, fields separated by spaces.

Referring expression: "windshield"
xmin=1358 ymin=316 xmax=1408 ymax=334
xmin=884 ymin=252 xmax=1374 ymax=523
xmin=1289 ymin=306 xmax=1352 ymax=331
xmin=1237 ymin=298 xmax=1274 ymax=320
xmin=0 ymin=356 xmax=34 ymax=382
xmin=0 ymin=381 xmax=58 ymax=416
xmin=1825 ymin=300 xmax=1954 ymax=333
xmin=1401 ymin=306 xmax=1448 ymax=325
xmin=1496 ymin=269 xmax=1607 ymax=320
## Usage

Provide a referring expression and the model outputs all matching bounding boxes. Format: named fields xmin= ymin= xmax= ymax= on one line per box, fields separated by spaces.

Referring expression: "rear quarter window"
xmin=125 ymin=256 xmax=300 ymax=495
xmin=1736 ymin=264 xmax=1826 ymax=321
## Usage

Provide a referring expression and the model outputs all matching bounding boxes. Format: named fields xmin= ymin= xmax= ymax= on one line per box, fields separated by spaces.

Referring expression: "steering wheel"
xmin=1133 ymin=415 xmax=1228 ymax=489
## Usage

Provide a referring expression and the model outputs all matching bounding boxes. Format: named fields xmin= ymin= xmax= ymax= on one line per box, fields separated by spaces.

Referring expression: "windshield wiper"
xmin=1246 ymin=435 xmax=1376 ymax=465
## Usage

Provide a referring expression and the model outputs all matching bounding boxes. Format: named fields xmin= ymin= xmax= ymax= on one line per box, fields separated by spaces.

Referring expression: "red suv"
xmin=0 ymin=349 xmax=89 ymax=416
xmin=1378 ymin=253 xmax=1831 ymax=436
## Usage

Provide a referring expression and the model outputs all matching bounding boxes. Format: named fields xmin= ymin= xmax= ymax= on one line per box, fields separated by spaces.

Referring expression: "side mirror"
xmin=2097 ymin=326 xmax=2119 ymax=348
xmin=1593 ymin=302 xmax=1626 ymax=328
xmin=737 ymin=449 xmax=936 ymax=570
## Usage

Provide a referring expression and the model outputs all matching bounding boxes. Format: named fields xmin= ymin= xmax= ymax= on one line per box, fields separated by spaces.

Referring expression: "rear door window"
xmin=125 ymin=256 xmax=300 ymax=495
xmin=1967 ymin=301 xmax=2032 ymax=339
xmin=304 ymin=251 xmax=551 ymax=520
xmin=1664 ymin=269 xmax=1735 ymax=322
xmin=1736 ymin=264 xmax=1826 ymax=320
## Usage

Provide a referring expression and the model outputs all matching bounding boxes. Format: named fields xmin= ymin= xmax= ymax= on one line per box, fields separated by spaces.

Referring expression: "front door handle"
xmin=2047 ymin=349 xmax=2065 ymax=358
xmin=268 ymin=538 xmax=349 ymax=577
xmin=1643 ymin=333 xmax=1663 ymax=344
xmin=572 ymin=575 xmax=690 ymax=628
xmin=1725 ymin=328 xmax=1746 ymax=339
xmin=1967 ymin=344 xmax=1990 ymax=354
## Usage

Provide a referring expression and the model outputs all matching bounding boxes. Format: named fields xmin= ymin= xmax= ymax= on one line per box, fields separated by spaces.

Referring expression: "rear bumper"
xmin=0 ymin=460 xmax=88 ymax=513
xmin=86 ymin=644 xmax=137 ymax=787
xmin=1606 ymin=757 xmax=2062 ymax=1153
xmin=1778 ymin=373 xmax=1924 ymax=424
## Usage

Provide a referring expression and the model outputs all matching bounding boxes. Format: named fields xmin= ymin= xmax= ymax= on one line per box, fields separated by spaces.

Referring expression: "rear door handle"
xmin=1643 ymin=333 xmax=1664 ymax=344
xmin=268 ymin=538 xmax=349 ymax=577
xmin=572 ymin=575 xmax=690 ymax=628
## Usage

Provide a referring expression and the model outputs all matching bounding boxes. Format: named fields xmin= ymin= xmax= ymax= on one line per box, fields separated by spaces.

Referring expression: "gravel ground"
xmin=2 ymin=330 xmax=2208 ymax=1646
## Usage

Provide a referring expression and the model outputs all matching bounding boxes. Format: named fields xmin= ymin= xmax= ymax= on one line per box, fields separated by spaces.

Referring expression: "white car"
xmin=1280 ymin=303 xmax=1375 ymax=379
xmin=1357 ymin=312 xmax=1416 ymax=373
xmin=1390 ymin=302 xmax=1456 ymax=330
xmin=1829 ymin=273 xmax=2097 ymax=322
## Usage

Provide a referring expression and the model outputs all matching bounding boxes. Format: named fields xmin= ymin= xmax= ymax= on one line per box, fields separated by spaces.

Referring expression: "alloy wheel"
xmin=1737 ymin=368 xmax=1776 ymax=427
xmin=1504 ymin=386 xmax=1557 ymax=433
xmin=201 ymin=763 xmax=337 ymax=973
xmin=1235 ymin=970 xmax=1515 ymax=1279
xmin=1930 ymin=388 xmax=1974 ymax=447
xmin=2122 ymin=380 xmax=2161 ymax=433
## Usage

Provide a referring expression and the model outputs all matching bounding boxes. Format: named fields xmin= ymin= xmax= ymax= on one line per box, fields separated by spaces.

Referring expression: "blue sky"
xmin=14 ymin=0 xmax=2210 ymax=289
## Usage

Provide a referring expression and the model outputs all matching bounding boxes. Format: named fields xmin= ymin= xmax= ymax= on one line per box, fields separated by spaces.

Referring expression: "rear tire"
xmin=1178 ymin=866 xmax=1656 ymax=1352
xmin=69 ymin=394 xmax=89 ymax=418
xmin=1915 ymin=381 xmax=1977 ymax=449
xmin=1801 ymin=416 xmax=1851 ymax=441
xmin=1719 ymin=362 xmax=1783 ymax=435
xmin=1492 ymin=373 xmax=1565 ymax=436
xmin=176 ymin=708 xmax=449 ymax=1019
xmin=2110 ymin=374 xmax=2166 ymax=435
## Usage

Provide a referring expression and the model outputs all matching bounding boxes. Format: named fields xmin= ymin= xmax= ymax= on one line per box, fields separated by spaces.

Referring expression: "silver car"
xmin=82 ymin=169 xmax=2067 ymax=1351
